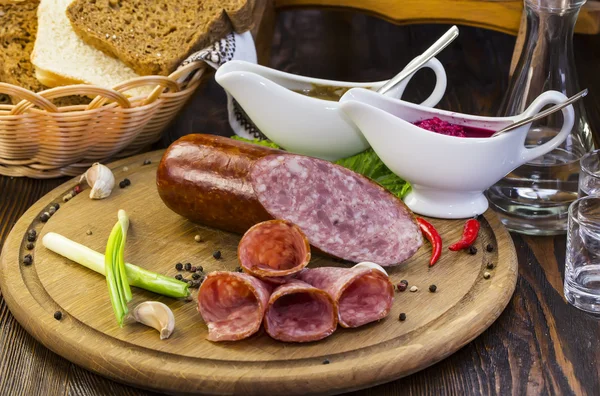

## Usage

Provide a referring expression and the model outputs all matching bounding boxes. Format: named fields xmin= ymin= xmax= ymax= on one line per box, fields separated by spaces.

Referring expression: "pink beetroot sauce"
xmin=413 ymin=117 xmax=494 ymax=138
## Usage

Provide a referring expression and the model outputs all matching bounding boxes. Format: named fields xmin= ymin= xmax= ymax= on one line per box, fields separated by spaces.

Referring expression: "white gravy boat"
xmin=339 ymin=88 xmax=575 ymax=219
xmin=215 ymin=59 xmax=447 ymax=161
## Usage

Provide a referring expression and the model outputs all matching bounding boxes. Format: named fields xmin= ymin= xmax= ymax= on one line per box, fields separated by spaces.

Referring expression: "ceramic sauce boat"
xmin=215 ymin=59 xmax=447 ymax=161
xmin=338 ymin=88 xmax=575 ymax=219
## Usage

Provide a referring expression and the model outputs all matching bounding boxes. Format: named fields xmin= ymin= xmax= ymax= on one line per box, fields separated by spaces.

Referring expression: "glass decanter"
xmin=486 ymin=0 xmax=595 ymax=235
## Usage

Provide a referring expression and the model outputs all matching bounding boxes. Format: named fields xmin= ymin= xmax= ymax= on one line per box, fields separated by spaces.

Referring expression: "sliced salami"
xmin=263 ymin=279 xmax=337 ymax=342
xmin=197 ymin=272 xmax=272 ymax=341
xmin=238 ymin=220 xmax=311 ymax=280
xmin=297 ymin=267 xmax=394 ymax=328
xmin=249 ymin=154 xmax=422 ymax=266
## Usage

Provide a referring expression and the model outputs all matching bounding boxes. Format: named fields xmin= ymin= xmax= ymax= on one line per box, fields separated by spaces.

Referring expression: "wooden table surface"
xmin=1 ymin=10 xmax=600 ymax=395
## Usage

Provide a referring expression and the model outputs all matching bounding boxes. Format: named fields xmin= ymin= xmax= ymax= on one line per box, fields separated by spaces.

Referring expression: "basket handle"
xmin=141 ymin=62 xmax=207 ymax=105
xmin=10 ymin=85 xmax=132 ymax=115
xmin=0 ymin=83 xmax=59 ymax=115
xmin=44 ymin=86 xmax=132 ymax=111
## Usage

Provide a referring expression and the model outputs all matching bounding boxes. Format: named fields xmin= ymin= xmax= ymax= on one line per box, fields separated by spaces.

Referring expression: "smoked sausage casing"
xmin=297 ymin=267 xmax=394 ymax=328
xmin=157 ymin=134 xmax=279 ymax=234
xmin=197 ymin=271 xmax=272 ymax=341
xmin=157 ymin=134 xmax=422 ymax=266
xmin=263 ymin=279 xmax=337 ymax=342
xmin=238 ymin=220 xmax=311 ymax=279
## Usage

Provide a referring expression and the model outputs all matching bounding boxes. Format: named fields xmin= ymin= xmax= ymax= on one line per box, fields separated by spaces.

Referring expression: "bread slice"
xmin=32 ymin=0 xmax=151 ymax=98
xmin=0 ymin=0 xmax=44 ymax=94
xmin=66 ymin=0 xmax=259 ymax=76
xmin=0 ymin=0 xmax=90 ymax=106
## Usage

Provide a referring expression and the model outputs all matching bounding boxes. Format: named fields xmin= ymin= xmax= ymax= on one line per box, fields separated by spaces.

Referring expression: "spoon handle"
xmin=491 ymin=89 xmax=588 ymax=137
xmin=376 ymin=25 xmax=459 ymax=96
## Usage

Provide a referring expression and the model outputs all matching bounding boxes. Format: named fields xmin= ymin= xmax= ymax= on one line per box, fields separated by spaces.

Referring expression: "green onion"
xmin=42 ymin=233 xmax=190 ymax=299
xmin=104 ymin=210 xmax=131 ymax=326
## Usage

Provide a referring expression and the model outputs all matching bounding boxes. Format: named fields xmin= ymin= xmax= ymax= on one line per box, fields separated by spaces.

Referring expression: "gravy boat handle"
xmin=516 ymin=90 xmax=575 ymax=164
xmin=384 ymin=57 xmax=447 ymax=108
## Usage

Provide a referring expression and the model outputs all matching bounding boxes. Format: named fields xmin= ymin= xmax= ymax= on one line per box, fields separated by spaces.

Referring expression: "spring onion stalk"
xmin=105 ymin=210 xmax=132 ymax=326
xmin=42 ymin=234 xmax=190 ymax=299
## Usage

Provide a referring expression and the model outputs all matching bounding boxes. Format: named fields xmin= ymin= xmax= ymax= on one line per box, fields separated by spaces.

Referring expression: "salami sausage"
xmin=157 ymin=134 xmax=422 ymax=265
xmin=197 ymin=272 xmax=271 ymax=341
xmin=263 ymin=279 xmax=337 ymax=342
xmin=297 ymin=267 xmax=394 ymax=328
xmin=238 ymin=220 xmax=311 ymax=280
xmin=250 ymin=154 xmax=421 ymax=265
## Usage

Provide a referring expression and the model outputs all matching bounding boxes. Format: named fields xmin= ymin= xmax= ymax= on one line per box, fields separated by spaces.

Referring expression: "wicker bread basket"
xmin=0 ymin=61 xmax=206 ymax=178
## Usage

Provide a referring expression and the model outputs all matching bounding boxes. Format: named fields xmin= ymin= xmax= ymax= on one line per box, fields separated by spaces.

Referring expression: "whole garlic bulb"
xmin=80 ymin=163 xmax=115 ymax=199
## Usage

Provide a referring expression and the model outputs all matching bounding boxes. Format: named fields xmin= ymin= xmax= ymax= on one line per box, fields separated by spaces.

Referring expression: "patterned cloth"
xmin=179 ymin=32 xmax=266 ymax=140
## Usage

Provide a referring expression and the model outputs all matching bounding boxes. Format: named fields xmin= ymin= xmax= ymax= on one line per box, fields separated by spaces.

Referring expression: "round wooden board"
xmin=0 ymin=150 xmax=518 ymax=395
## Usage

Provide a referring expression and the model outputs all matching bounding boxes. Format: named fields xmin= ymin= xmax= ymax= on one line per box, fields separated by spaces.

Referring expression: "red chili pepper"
xmin=449 ymin=218 xmax=480 ymax=251
xmin=416 ymin=217 xmax=442 ymax=267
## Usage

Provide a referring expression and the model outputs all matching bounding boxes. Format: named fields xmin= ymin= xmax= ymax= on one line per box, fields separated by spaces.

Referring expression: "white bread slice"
xmin=31 ymin=0 xmax=152 ymax=98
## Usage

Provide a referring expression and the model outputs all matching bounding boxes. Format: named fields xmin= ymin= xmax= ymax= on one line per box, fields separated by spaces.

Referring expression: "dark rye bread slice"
xmin=0 ymin=0 xmax=44 ymax=96
xmin=0 ymin=0 xmax=89 ymax=107
xmin=66 ymin=0 xmax=259 ymax=76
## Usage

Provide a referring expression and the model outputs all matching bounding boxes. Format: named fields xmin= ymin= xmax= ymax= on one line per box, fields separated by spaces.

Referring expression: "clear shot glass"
xmin=565 ymin=196 xmax=600 ymax=313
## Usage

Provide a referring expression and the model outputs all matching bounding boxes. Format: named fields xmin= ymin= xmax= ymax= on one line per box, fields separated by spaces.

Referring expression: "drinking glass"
xmin=565 ymin=196 xmax=600 ymax=313
xmin=579 ymin=149 xmax=600 ymax=197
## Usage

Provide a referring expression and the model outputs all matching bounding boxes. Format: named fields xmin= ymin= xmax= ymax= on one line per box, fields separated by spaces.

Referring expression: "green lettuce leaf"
xmin=231 ymin=136 xmax=282 ymax=149
xmin=230 ymin=136 xmax=411 ymax=199
xmin=334 ymin=148 xmax=411 ymax=199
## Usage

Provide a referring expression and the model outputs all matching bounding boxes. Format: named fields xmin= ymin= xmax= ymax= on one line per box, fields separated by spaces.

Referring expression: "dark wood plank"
xmin=2 ymin=8 xmax=600 ymax=396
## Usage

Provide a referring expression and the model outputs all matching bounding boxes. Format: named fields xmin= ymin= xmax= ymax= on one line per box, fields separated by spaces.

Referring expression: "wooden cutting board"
xmin=0 ymin=150 xmax=518 ymax=395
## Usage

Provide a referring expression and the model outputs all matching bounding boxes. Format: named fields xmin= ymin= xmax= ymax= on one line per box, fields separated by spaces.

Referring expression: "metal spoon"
xmin=377 ymin=25 xmax=459 ymax=96
xmin=491 ymin=89 xmax=588 ymax=138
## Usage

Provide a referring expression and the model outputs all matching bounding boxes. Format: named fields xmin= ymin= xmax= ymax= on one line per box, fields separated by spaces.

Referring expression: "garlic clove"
xmin=133 ymin=301 xmax=175 ymax=340
xmin=81 ymin=163 xmax=115 ymax=200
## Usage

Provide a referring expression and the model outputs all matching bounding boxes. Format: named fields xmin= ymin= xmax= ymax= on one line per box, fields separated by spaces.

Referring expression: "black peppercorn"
xmin=27 ymin=231 xmax=36 ymax=242
xmin=486 ymin=262 xmax=495 ymax=270
xmin=175 ymin=274 xmax=183 ymax=281
xmin=53 ymin=203 xmax=60 ymax=211
xmin=322 ymin=359 xmax=330 ymax=365
xmin=197 ymin=265 xmax=204 ymax=273
xmin=123 ymin=178 xmax=131 ymax=186
xmin=486 ymin=244 xmax=494 ymax=252
xmin=175 ymin=262 xmax=183 ymax=271
xmin=26 ymin=242 xmax=34 ymax=250
xmin=190 ymin=266 xmax=197 ymax=272
xmin=119 ymin=181 xmax=127 ymax=189
xmin=213 ymin=250 xmax=222 ymax=260
xmin=468 ymin=246 xmax=478 ymax=255
xmin=53 ymin=311 xmax=62 ymax=320
xmin=192 ymin=273 xmax=201 ymax=280
xmin=184 ymin=262 xmax=192 ymax=271
xmin=40 ymin=212 xmax=50 ymax=222
xmin=235 ymin=267 xmax=243 ymax=272
xmin=143 ymin=159 xmax=152 ymax=165
xmin=429 ymin=284 xmax=437 ymax=293
xmin=397 ymin=279 xmax=408 ymax=292
xmin=23 ymin=254 xmax=32 ymax=266
xmin=399 ymin=313 xmax=407 ymax=321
